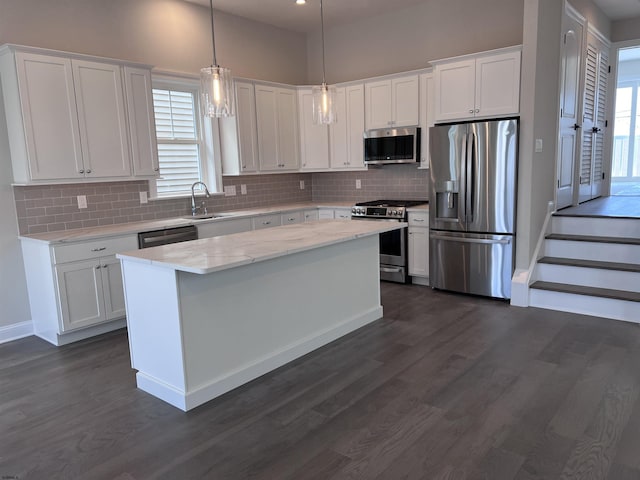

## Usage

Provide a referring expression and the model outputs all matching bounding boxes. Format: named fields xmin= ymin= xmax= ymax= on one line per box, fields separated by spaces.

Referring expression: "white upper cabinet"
xmin=123 ymin=66 xmax=159 ymax=176
xmin=72 ymin=59 xmax=131 ymax=178
xmin=419 ymin=72 xmax=435 ymax=169
xmin=365 ymin=74 xmax=419 ymax=130
xmin=220 ymin=80 xmax=259 ymax=175
xmin=330 ymin=84 xmax=366 ymax=170
xmin=0 ymin=46 xmax=157 ymax=184
xmin=433 ymin=47 xmax=521 ymax=123
xmin=255 ymin=84 xmax=299 ymax=171
xmin=6 ymin=52 xmax=84 ymax=181
xmin=298 ymin=88 xmax=329 ymax=171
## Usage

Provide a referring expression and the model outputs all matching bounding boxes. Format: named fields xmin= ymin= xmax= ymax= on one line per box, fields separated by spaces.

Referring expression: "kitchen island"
xmin=117 ymin=219 xmax=405 ymax=411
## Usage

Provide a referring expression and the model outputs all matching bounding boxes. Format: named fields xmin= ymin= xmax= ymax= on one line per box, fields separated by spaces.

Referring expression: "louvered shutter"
xmin=593 ymin=49 xmax=609 ymax=182
xmin=152 ymin=88 xmax=202 ymax=197
xmin=580 ymin=44 xmax=597 ymax=185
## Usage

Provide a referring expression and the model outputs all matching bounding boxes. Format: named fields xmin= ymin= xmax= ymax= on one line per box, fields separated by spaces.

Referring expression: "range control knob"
xmin=352 ymin=208 xmax=357 ymax=214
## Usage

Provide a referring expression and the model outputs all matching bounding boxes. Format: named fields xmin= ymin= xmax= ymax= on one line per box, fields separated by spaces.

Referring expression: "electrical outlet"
xmin=300 ymin=180 xmax=305 ymax=190
xmin=355 ymin=179 xmax=361 ymax=189
xmin=240 ymin=184 xmax=247 ymax=195
xmin=77 ymin=195 xmax=87 ymax=209
xmin=139 ymin=191 xmax=148 ymax=204
xmin=224 ymin=185 xmax=237 ymax=196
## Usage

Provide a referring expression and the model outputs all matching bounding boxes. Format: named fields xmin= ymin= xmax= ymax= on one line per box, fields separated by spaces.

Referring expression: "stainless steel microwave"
xmin=363 ymin=126 xmax=421 ymax=165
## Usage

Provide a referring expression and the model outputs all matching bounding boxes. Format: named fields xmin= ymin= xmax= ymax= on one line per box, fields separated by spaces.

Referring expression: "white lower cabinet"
xmin=197 ymin=218 xmax=252 ymax=238
xmin=304 ymin=209 xmax=319 ymax=222
xmin=21 ymin=234 xmax=138 ymax=345
xmin=334 ymin=208 xmax=352 ymax=221
xmin=252 ymin=213 xmax=283 ymax=230
xmin=408 ymin=210 xmax=429 ymax=284
xmin=282 ymin=211 xmax=304 ymax=225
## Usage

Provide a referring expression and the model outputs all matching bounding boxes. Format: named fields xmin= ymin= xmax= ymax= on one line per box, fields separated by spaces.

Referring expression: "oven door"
xmin=351 ymin=217 xmax=406 ymax=266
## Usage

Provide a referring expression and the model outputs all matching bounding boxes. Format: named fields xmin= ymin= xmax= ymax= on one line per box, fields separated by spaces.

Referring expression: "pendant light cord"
xmin=209 ymin=0 xmax=218 ymax=67
xmin=320 ymin=0 xmax=326 ymax=85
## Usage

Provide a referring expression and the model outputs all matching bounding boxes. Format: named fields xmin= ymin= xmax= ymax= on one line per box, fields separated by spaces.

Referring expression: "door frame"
xmin=605 ymin=39 xmax=640 ymax=197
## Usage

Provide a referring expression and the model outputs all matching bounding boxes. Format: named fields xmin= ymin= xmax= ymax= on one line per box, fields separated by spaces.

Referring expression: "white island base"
xmin=119 ymin=221 xmax=398 ymax=411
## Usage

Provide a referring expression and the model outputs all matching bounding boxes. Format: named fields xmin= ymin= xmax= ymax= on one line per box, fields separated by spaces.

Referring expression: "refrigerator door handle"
xmin=430 ymin=232 xmax=511 ymax=245
xmin=460 ymin=133 xmax=468 ymax=224
xmin=466 ymin=132 xmax=475 ymax=224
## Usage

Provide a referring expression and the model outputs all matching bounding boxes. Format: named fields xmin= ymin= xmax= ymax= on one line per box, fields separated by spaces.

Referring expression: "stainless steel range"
xmin=351 ymin=200 xmax=426 ymax=283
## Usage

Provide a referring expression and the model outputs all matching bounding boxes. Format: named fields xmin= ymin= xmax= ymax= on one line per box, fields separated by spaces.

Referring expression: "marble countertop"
xmin=117 ymin=219 xmax=407 ymax=275
xmin=19 ymin=201 xmax=356 ymax=244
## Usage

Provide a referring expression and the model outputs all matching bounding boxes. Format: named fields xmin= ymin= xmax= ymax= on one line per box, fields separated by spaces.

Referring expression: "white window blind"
xmin=152 ymin=88 xmax=202 ymax=197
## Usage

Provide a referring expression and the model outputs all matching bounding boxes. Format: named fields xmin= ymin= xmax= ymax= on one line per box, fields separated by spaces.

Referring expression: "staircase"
xmin=529 ymin=214 xmax=640 ymax=323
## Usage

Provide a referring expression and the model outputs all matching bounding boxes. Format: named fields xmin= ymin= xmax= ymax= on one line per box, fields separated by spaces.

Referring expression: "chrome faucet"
xmin=191 ymin=181 xmax=211 ymax=216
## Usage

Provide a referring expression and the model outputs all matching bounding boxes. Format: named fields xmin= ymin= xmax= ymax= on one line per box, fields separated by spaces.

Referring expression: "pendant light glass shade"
xmin=312 ymin=82 xmax=336 ymax=124
xmin=312 ymin=0 xmax=336 ymax=125
xmin=200 ymin=65 xmax=234 ymax=117
xmin=201 ymin=0 xmax=234 ymax=118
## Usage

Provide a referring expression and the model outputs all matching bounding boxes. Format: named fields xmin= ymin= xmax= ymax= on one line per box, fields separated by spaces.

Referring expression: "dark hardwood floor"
xmin=2 ymin=283 xmax=640 ymax=479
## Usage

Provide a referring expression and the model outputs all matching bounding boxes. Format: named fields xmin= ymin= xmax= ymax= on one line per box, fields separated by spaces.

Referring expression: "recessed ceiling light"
xmin=296 ymin=0 xmax=306 ymax=4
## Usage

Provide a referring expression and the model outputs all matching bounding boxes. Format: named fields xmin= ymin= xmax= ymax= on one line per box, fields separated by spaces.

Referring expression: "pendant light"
xmin=312 ymin=0 xmax=336 ymax=125
xmin=200 ymin=0 xmax=234 ymax=117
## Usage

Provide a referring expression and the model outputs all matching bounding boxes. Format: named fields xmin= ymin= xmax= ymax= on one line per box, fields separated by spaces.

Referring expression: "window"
xmin=150 ymin=76 xmax=221 ymax=198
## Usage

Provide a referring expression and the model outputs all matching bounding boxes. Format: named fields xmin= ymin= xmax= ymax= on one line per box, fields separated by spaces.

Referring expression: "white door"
xmin=15 ymin=52 xmax=84 ymax=180
xmin=235 ymin=81 xmax=259 ymax=173
xmin=592 ymin=42 xmax=609 ymax=199
xmin=392 ymin=75 xmax=420 ymax=127
xmin=101 ymin=256 xmax=126 ymax=320
xmin=365 ymin=79 xmax=392 ymax=129
xmin=434 ymin=59 xmax=476 ymax=122
xmin=124 ymin=66 xmax=159 ymax=176
xmin=72 ymin=60 xmax=131 ymax=178
xmin=277 ymin=88 xmax=299 ymax=170
xmin=255 ymin=85 xmax=280 ymax=171
xmin=298 ymin=89 xmax=329 ymax=170
xmin=346 ymin=85 xmax=365 ymax=168
xmin=556 ymin=11 xmax=584 ymax=209
xmin=56 ymin=260 xmax=104 ymax=332
xmin=475 ymin=51 xmax=521 ymax=118
xmin=579 ymin=40 xmax=598 ymax=203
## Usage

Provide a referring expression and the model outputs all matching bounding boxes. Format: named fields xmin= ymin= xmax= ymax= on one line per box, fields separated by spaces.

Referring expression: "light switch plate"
xmin=356 ymin=179 xmax=361 ymax=189
xmin=300 ymin=180 xmax=305 ymax=190
xmin=77 ymin=195 xmax=87 ymax=209
xmin=224 ymin=185 xmax=236 ymax=196
xmin=241 ymin=184 xmax=247 ymax=195
xmin=535 ymin=139 xmax=543 ymax=153
xmin=139 ymin=191 xmax=148 ymax=204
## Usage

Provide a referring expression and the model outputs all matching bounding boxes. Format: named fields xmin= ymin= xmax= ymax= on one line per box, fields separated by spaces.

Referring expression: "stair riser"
xmin=535 ymin=264 xmax=640 ymax=292
xmin=552 ymin=216 xmax=640 ymax=237
xmin=529 ymin=289 xmax=640 ymax=323
xmin=544 ymin=240 xmax=640 ymax=264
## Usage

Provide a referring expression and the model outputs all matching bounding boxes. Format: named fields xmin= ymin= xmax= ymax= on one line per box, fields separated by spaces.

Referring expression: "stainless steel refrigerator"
xmin=429 ymin=118 xmax=518 ymax=299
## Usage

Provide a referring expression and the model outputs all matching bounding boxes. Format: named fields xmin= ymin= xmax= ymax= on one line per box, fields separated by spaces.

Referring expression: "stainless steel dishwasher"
xmin=137 ymin=225 xmax=198 ymax=249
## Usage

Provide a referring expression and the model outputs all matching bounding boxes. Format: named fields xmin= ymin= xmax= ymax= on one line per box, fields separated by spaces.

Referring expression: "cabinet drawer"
xmin=408 ymin=210 xmax=429 ymax=226
xmin=252 ymin=213 xmax=282 ymax=230
xmin=197 ymin=218 xmax=252 ymax=239
xmin=52 ymin=235 xmax=138 ymax=264
xmin=281 ymin=211 xmax=304 ymax=225
xmin=304 ymin=209 xmax=319 ymax=222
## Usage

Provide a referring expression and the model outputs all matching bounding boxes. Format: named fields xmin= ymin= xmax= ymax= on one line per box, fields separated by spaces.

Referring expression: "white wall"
xmin=612 ymin=17 xmax=640 ymax=43
xmin=306 ymin=0 xmax=524 ymax=83
xmin=0 ymin=0 xmax=307 ymax=84
xmin=516 ymin=0 xmax=563 ymax=271
xmin=0 ymin=82 xmax=31 ymax=330
xmin=569 ymin=0 xmax=611 ymax=38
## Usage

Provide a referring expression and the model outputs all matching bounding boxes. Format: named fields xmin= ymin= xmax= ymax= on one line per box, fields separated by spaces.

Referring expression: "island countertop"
xmin=117 ymin=219 xmax=406 ymax=275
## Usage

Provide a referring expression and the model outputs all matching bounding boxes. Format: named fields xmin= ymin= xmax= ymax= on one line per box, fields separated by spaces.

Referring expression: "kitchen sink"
xmin=183 ymin=214 xmax=232 ymax=220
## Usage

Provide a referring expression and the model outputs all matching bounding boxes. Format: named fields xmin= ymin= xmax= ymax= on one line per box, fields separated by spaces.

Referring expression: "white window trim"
xmin=149 ymin=72 xmax=223 ymax=199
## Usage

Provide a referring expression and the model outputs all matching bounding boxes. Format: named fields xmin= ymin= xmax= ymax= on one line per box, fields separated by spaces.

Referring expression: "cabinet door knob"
xmin=91 ymin=247 xmax=107 ymax=252
xmin=86 ymin=169 xmax=92 ymax=174
xmin=469 ymin=109 xmax=474 ymax=114
xmin=96 ymin=265 xmax=101 ymax=269
xmin=475 ymin=109 xmax=480 ymax=113
xmin=154 ymin=167 xmax=160 ymax=172
xmin=79 ymin=169 xmax=84 ymax=174
xmin=102 ymin=264 xmax=107 ymax=268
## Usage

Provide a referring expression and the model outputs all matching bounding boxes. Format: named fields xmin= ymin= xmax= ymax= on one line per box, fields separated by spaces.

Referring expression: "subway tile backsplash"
xmin=13 ymin=165 xmax=429 ymax=235
xmin=14 ymin=174 xmax=312 ymax=235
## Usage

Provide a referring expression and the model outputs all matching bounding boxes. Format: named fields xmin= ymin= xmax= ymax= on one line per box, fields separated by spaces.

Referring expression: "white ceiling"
xmin=185 ymin=0 xmax=640 ymax=32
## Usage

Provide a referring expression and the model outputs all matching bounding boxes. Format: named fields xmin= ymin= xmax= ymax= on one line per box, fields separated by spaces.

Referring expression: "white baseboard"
xmin=0 ymin=321 xmax=33 ymax=344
